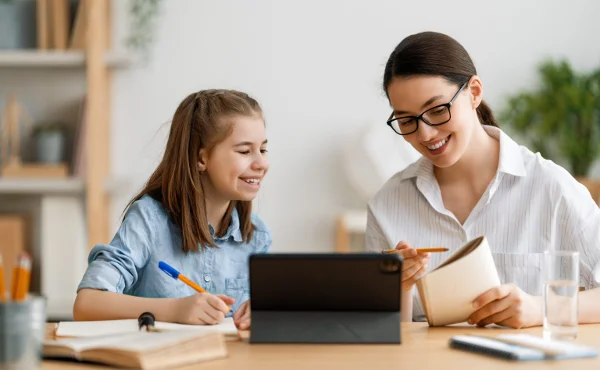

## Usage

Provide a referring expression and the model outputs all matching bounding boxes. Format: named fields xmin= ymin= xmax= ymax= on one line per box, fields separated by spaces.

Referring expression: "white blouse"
xmin=365 ymin=126 xmax=600 ymax=321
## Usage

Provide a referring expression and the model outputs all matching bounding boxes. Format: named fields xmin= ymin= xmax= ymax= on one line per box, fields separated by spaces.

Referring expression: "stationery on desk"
xmin=415 ymin=236 xmax=501 ymax=326
xmin=0 ymin=254 xmax=5 ymax=302
xmin=44 ymin=327 xmax=228 ymax=369
xmin=158 ymin=261 xmax=232 ymax=311
xmin=0 ymin=252 xmax=31 ymax=302
xmin=450 ymin=333 xmax=599 ymax=361
xmin=383 ymin=247 xmax=449 ymax=254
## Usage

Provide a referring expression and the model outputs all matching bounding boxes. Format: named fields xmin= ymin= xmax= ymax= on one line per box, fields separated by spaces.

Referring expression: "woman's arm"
xmin=73 ymin=289 xmax=179 ymax=322
xmin=579 ymin=288 xmax=600 ymax=323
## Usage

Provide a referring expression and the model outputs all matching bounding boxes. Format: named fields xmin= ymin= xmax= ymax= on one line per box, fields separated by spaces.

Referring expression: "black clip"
xmin=138 ymin=312 xmax=157 ymax=332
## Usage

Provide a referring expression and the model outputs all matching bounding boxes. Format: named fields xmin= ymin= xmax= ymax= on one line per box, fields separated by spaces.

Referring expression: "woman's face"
xmin=386 ymin=76 xmax=481 ymax=168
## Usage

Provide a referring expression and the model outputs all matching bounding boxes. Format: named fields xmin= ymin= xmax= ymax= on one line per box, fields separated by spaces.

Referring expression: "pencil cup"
xmin=0 ymin=295 xmax=46 ymax=370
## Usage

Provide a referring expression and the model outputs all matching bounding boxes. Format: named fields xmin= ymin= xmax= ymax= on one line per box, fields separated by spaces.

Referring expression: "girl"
xmin=73 ymin=89 xmax=271 ymax=330
xmin=366 ymin=31 xmax=600 ymax=328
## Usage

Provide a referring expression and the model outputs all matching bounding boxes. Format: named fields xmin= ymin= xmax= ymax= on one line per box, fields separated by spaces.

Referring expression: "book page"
xmin=56 ymin=317 xmax=237 ymax=338
xmin=46 ymin=330 xmax=219 ymax=353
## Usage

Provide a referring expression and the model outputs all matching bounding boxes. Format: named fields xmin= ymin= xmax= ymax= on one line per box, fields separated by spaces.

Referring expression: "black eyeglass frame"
xmin=386 ymin=81 xmax=469 ymax=136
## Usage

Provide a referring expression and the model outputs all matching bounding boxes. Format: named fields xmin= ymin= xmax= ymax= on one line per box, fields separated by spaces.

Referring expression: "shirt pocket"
xmin=492 ymin=253 xmax=543 ymax=296
xmin=225 ymin=278 xmax=249 ymax=312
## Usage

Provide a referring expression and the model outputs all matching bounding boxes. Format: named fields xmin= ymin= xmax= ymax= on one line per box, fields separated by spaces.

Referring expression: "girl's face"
xmin=386 ymin=76 xmax=481 ymax=168
xmin=199 ymin=115 xmax=269 ymax=203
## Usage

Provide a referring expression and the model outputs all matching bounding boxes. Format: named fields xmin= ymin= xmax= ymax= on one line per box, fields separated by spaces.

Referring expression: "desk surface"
xmin=42 ymin=322 xmax=600 ymax=369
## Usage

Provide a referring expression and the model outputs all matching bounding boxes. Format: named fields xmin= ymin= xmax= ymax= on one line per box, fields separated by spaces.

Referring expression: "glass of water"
xmin=542 ymin=251 xmax=579 ymax=340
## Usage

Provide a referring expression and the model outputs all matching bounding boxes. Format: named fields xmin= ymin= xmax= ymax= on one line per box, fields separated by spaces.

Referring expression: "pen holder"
xmin=0 ymin=296 xmax=46 ymax=370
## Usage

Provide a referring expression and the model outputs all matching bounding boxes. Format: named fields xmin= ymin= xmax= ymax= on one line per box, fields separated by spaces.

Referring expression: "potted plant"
xmin=501 ymin=59 xmax=600 ymax=181
xmin=32 ymin=122 xmax=67 ymax=164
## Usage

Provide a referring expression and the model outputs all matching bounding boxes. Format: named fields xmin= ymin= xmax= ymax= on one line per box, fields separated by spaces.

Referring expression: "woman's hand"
xmin=468 ymin=283 xmax=543 ymax=328
xmin=233 ymin=300 xmax=251 ymax=330
xmin=393 ymin=241 xmax=430 ymax=291
xmin=174 ymin=293 xmax=235 ymax=325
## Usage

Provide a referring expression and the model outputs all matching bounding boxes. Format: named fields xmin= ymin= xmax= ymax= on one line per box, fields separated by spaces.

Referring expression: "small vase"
xmin=0 ymin=0 xmax=37 ymax=49
xmin=35 ymin=131 xmax=65 ymax=164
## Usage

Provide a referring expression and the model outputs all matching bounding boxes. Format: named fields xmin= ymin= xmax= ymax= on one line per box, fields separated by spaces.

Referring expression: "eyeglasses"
xmin=386 ymin=81 xmax=468 ymax=135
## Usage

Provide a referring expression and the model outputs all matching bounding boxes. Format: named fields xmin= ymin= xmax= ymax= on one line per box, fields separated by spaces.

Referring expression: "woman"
xmin=366 ymin=31 xmax=600 ymax=328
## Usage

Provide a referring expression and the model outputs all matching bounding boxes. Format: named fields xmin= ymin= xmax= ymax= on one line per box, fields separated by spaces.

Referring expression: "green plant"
xmin=32 ymin=122 xmax=67 ymax=134
xmin=126 ymin=0 xmax=163 ymax=60
xmin=501 ymin=60 xmax=600 ymax=177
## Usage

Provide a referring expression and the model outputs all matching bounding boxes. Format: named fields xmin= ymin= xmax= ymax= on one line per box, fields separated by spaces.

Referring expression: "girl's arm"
xmin=73 ymin=289 xmax=179 ymax=322
xmin=74 ymin=289 xmax=234 ymax=324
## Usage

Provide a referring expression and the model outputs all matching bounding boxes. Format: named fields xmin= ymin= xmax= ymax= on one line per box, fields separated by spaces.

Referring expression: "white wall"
xmin=109 ymin=0 xmax=600 ymax=252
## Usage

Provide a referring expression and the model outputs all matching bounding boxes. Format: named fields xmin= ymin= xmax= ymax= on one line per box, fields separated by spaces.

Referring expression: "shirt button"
xmin=204 ymin=275 xmax=211 ymax=282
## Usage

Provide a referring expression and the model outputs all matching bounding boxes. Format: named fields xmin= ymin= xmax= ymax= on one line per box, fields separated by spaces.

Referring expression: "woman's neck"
xmin=434 ymin=124 xmax=500 ymax=186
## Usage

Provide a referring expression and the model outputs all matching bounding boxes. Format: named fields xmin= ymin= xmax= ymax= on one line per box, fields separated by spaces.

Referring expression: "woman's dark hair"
xmin=383 ymin=31 xmax=498 ymax=127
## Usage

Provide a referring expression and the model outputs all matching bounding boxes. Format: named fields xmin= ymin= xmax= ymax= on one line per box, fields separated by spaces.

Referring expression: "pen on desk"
xmin=158 ymin=261 xmax=232 ymax=311
xmin=0 ymin=254 xmax=5 ymax=302
xmin=383 ymin=247 xmax=449 ymax=254
xmin=11 ymin=252 xmax=31 ymax=302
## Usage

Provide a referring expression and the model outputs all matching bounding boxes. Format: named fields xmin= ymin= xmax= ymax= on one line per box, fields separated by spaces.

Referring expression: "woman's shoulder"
xmin=519 ymin=148 xmax=590 ymax=200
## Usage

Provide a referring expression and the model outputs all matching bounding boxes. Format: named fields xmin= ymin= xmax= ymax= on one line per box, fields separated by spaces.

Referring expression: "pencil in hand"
xmin=383 ymin=247 xmax=449 ymax=254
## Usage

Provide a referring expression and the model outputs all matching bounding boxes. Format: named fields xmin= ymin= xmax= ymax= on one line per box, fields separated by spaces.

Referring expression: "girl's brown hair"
xmin=126 ymin=89 xmax=263 ymax=253
xmin=383 ymin=31 xmax=499 ymax=127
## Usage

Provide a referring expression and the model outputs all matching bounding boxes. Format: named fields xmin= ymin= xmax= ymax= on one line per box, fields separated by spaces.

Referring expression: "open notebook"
xmin=44 ymin=330 xmax=227 ymax=369
xmin=416 ymin=235 xmax=501 ymax=326
xmin=55 ymin=317 xmax=238 ymax=339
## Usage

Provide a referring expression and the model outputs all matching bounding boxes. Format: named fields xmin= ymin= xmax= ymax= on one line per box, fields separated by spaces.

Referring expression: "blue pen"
xmin=158 ymin=261 xmax=232 ymax=311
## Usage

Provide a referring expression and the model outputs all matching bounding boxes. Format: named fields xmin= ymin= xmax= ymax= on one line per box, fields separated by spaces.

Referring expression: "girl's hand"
xmin=233 ymin=300 xmax=251 ymax=330
xmin=393 ymin=241 xmax=430 ymax=291
xmin=468 ymin=283 xmax=543 ymax=328
xmin=174 ymin=293 xmax=235 ymax=325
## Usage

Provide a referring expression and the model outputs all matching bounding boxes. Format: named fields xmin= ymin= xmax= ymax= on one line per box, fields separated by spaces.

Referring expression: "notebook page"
xmin=56 ymin=318 xmax=237 ymax=338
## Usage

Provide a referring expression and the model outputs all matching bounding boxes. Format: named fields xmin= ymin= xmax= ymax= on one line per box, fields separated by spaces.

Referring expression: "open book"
xmin=55 ymin=317 xmax=238 ymax=339
xmin=416 ymin=235 xmax=501 ymax=326
xmin=43 ymin=330 xmax=227 ymax=369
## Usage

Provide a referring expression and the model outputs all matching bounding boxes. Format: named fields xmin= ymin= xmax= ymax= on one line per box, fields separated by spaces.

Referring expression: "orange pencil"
xmin=383 ymin=247 xmax=449 ymax=254
xmin=0 ymin=254 xmax=5 ymax=302
xmin=11 ymin=252 xmax=31 ymax=302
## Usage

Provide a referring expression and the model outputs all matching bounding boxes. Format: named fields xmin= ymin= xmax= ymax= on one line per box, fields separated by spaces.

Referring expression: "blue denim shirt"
xmin=77 ymin=195 xmax=272 ymax=315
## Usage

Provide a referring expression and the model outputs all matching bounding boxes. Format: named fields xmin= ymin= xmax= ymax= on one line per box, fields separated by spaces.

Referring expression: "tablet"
xmin=249 ymin=253 xmax=402 ymax=343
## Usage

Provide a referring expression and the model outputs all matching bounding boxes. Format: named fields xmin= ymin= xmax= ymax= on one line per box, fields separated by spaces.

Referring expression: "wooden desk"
xmin=42 ymin=323 xmax=600 ymax=369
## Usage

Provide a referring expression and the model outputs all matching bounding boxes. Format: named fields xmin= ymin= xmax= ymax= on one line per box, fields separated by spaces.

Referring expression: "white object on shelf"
xmin=340 ymin=210 xmax=368 ymax=233
xmin=0 ymin=50 xmax=135 ymax=68
xmin=343 ymin=122 xmax=421 ymax=203
xmin=0 ymin=178 xmax=84 ymax=194
xmin=40 ymin=195 xmax=87 ymax=319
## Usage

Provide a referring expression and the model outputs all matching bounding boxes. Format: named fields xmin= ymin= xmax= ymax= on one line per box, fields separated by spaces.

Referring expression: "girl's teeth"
xmin=244 ymin=179 xmax=259 ymax=184
xmin=427 ymin=137 xmax=448 ymax=150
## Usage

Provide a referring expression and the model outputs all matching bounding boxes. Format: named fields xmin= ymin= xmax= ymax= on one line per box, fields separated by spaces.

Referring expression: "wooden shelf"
xmin=0 ymin=178 xmax=84 ymax=194
xmin=0 ymin=50 xmax=134 ymax=68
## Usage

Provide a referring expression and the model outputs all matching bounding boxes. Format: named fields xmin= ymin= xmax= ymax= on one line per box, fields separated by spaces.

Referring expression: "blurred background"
xmin=0 ymin=0 xmax=599 ymax=320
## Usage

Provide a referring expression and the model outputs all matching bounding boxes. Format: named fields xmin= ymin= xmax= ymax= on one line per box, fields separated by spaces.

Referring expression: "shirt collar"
xmin=208 ymin=206 xmax=243 ymax=242
xmin=398 ymin=126 xmax=527 ymax=181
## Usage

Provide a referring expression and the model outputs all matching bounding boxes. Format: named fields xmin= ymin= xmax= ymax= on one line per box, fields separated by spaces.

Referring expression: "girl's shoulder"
xmin=124 ymin=194 xmax=170 ymax=222
xmin=250 ymin=212 xmax=271 ymax=236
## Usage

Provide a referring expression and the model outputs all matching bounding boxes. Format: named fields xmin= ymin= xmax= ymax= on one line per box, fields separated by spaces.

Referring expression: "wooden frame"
xmin=85 ymin=0 xmax=111 ymax=247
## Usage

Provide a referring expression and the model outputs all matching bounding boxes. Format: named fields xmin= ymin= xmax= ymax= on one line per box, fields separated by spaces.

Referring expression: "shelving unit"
xmin=0 ymin=50 xmax=133 ymax=68
xmin=0 ymin=0 xmax=129 ymax=320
